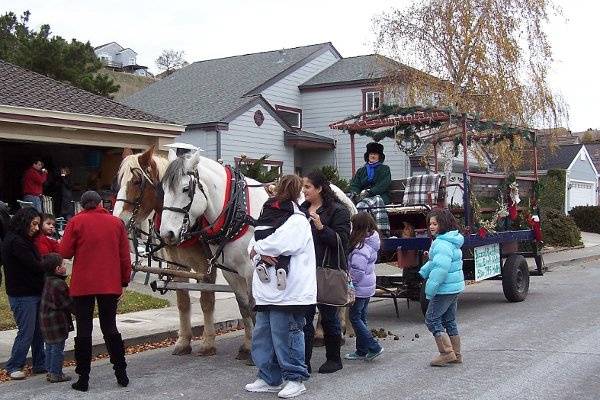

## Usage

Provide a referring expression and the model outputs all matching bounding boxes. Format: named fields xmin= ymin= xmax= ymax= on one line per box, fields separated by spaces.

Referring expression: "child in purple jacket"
xmin=344 ymin=212 xmax=384 ymax=361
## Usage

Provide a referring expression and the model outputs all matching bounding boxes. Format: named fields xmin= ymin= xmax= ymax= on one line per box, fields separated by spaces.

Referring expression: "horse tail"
xmin=329 ymin=184 xmax=358 ymax=216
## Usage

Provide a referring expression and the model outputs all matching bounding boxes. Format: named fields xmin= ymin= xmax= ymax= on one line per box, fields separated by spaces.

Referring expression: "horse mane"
xmin=118 ymin=152 xmax=169 ymax=184
xmin=162 ymin=156 xmax=187 ymax=192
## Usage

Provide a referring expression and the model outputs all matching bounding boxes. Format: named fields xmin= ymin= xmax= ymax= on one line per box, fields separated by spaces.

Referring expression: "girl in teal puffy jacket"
xmin=419 ymin=209 xmax=464 ymax=367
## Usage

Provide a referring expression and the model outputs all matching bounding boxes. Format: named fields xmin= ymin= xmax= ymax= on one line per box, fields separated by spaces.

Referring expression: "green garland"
xmin=345 ymin=104 xmax=536 ymax=156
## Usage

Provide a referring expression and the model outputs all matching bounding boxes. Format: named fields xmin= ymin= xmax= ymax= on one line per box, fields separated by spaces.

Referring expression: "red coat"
xmin=60 ymin=206 xmax=131 ymax=296
xmin=35 ymin=235 xmax=60 ymax=256
xmin=23 ymin=167 xmax=47 ymax=196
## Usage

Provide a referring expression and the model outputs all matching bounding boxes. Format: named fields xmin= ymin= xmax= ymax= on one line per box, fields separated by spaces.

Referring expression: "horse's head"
xmin=160 ymin=150 xmax=210 ymax=245
xmin=113 ymin=146 xmax=164 ymax=228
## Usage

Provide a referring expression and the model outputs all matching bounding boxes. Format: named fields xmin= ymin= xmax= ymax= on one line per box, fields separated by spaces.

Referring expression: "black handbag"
xmin=316 ymin=234 xmax=355 ymax=306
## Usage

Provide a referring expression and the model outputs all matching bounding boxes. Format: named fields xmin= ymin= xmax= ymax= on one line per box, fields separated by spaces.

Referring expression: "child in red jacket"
xmin=35 ymin=214 xmax=60 ymax=256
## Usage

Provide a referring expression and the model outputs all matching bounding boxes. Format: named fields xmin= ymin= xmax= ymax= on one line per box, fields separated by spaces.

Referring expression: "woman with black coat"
xmin=301 ymin=170 xmax=351 ymax=374
xmin=1 ymin=207 xmax=46 ymax=380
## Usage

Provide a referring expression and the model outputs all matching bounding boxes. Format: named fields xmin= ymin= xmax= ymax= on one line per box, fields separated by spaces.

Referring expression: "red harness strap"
xmin=198 ymin=166 xmax=250 ymax=242
xmin=153 ymin=167 xmax=251 ymax=248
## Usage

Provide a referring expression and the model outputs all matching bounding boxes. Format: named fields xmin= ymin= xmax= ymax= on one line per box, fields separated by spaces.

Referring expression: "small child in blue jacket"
xmin=419 ymin=209 xmax=465 ymax=366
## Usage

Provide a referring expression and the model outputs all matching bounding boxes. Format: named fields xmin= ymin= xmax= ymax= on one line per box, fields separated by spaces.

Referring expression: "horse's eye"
xmin=183 ymin=187 xmax=189 ymax=193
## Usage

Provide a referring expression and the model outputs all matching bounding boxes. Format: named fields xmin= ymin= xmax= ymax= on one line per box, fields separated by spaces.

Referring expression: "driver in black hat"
xmin=349 ymin=142 xmax=391 ymax=234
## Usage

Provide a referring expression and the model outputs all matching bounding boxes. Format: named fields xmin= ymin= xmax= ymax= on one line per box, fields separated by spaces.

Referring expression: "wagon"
xmin=329 ymin=106 xmax=545 ymax=316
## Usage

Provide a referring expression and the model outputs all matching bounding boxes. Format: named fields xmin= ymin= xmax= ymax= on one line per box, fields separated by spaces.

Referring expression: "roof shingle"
xmin=299 ymin=54 xmax=406 ymax=88
xmin=539 ymin=144 xmax=583 ymax=170
xmin=0 ymin=59 xmax=171 ymax=123
xmin=124 ymin=43 xmax=333 ymax=125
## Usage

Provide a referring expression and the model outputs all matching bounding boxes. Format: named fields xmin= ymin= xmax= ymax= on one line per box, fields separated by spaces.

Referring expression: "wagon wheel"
xmin=419 ymin=281 xmax=428 ymax=317
xmin=502 ymin=254 xmax=530 ymax=302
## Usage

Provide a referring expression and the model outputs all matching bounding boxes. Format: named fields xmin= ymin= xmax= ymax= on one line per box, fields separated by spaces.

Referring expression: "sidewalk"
xmin=2 ymin=232 xmax=600 ymax=370
xmin=0 ymin=265 xmax=244 ymax=369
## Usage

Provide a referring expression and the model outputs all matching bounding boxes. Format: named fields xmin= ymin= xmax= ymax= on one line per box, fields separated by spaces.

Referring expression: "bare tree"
xmin=373 ymin=0 xmax=568 ymax=171
xmin=155 ymin=49 xmax=187 ymax=76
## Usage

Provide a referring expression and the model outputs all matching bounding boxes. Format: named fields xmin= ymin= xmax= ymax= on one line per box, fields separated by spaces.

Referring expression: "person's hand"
xmin=41 ymin=168 xmax=47 ymax=174
xmin=309 ymin=212 xmax=324 ymax=230
xmin=56 ymin=264 xmax=67 ymax=276
xmin=260 ymin=255 xmax=278 ymax=266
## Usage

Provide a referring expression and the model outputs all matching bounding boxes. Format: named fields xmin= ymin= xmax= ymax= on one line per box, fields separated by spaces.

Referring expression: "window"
xmin=235 ymin=157 xmax=283 ymax=176
xmin=275 ymin=105 xmax=302 ymax=129
xmin=363 ymin=89 xmax=382 ymax=112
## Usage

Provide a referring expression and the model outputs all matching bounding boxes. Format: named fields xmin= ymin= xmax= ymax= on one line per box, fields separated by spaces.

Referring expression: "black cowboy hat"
xmin=364 ymin=142 xmax=385 ymax=162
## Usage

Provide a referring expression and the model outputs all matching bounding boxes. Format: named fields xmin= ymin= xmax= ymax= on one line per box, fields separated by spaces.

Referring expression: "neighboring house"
xmin=582 ymin=142 xmax=600 ymax=204
xmin=123 ymin=42 xmax=414 ymax=180
xmin=537 ymin=144 xmax=599 ymax=212
xmin=95 ymin=42 xmax=149 ymax=77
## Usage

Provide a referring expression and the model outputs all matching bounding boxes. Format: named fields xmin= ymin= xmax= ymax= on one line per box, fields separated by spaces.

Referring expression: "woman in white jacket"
xmin=245 ymin=175 xmax=316 ymax=399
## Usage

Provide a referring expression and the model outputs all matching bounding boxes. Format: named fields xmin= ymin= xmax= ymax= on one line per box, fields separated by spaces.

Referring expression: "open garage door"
xmin=0 ymin=140 xmax=124 ymax=214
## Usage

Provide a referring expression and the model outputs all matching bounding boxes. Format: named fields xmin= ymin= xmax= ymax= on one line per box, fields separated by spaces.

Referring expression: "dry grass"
xmin=0 ymin=280 xmax=169 ymax=332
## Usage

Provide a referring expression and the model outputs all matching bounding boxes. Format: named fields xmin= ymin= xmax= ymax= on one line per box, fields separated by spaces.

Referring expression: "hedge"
xmin=539 ymin=169 xmax=566 ymax=213
xmin=569 ymin=206 xmax=600 ymax=234
xmin=542 ymin=208 xmax=582 ymax=247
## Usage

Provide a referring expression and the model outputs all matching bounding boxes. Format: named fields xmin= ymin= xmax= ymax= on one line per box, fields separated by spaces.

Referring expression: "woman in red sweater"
xmin=59 ymin=191 xmax=131 ymax=392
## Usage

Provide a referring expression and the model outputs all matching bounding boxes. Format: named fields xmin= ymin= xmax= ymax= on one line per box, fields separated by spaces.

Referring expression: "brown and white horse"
xmin=113 ymin=147 xmax=253 ymax=359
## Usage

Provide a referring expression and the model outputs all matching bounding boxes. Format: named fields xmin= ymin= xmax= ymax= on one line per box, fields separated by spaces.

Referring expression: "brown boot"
xmin=449 ymin=335 xmax=462 ymax=364
xmin=430 ymin=333 xmax=457 ymax=366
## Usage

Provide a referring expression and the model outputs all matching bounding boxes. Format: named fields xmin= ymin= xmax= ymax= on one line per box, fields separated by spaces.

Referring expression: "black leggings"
xmin=73 ymin=295 xmax=120 ymax=338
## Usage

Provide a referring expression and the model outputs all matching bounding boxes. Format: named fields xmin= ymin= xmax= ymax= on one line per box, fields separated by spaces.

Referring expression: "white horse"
xmin=113 ymin=147 xmax=253 ymax=359
xmin=159 ymin=150 xmax=269 ymax=356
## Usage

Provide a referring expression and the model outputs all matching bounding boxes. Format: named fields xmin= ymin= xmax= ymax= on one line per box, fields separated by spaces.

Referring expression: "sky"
xmin=2 ymin=0 xmax=598 ymax=132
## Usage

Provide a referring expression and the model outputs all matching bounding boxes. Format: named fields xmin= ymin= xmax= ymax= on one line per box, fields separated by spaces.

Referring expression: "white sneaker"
xmin=9 ymin=370 xmax=26 ymax=380
xmin=278 ymin=381 xmax=306 ymax=398
xmin=245 ymin=378 xmax=283 ymax=393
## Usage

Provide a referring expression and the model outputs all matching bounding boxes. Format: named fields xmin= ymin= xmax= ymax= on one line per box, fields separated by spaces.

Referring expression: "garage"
xmin=568 ymin=180 xmax=597 ymax=210
xmin=0 ymin=60 xmax=183 ymax=213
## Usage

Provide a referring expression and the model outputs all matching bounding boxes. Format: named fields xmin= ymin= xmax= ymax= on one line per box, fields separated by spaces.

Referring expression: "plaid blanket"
xmin=357 ymin=195 xmax=390 ymax=231
xmin=404 ymin=174 xmax=442 ymax=205
xmin=42 ymin=195 xmax=54 ymax=214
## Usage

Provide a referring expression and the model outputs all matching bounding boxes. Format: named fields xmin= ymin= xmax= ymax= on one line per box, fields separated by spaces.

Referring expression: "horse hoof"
xmin=313 ymin=337 xmax=325 ymax=347
xmin=236 ymin=347 xmax=252 ymax=361
xmin=172 ymin=344 xmax=192 ymax=355
xmin=196 ymin=346 xmax=217 ymax=357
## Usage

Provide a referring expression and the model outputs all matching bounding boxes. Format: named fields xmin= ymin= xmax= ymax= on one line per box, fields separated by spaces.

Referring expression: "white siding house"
xmin=94 ymin=42 xmax=149 ymax=76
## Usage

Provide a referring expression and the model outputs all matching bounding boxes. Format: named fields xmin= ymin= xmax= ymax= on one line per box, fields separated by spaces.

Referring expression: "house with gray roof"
xmin=537 ymin=144 xmax=599 ymax=211
xmin=95 ymin=42 xmax=150 ymax=77
xmin=123 ymin=42 xmax=411 ymax=179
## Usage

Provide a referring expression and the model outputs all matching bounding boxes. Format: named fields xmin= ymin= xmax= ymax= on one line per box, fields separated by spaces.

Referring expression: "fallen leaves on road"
xmin=0 ymin=327 xmax=241 ymax=384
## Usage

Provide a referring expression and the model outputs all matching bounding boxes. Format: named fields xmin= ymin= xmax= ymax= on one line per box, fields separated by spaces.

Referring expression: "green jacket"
xmin=349 ymin=164 xmax=392 ymax=204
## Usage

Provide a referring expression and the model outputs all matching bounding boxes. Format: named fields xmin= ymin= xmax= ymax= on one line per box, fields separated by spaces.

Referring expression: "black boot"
xmin=104 ymin=333 xmax=129 ymax=387
xmin=304 ymin=331 xmax=314 ymax=374
xmin=71 ymin=336 xmax=92 ymax=392
xmin=318 ymin=335 xmax=343 ymax=374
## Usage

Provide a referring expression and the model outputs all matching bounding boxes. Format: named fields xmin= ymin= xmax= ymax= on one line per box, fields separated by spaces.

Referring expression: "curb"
xmin=544 ymin=254 xmax=600 ymax=270
xmin=0 ymin=318 xmax=244 ymax=370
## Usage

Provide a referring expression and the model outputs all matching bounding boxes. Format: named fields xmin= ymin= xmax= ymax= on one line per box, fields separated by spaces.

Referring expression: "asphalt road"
xmin=3 ymin=261 xmax=600 ymax=400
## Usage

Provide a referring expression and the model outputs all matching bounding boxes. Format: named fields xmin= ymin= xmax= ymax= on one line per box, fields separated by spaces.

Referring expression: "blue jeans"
xmin=252 ymin=310 xmax=309 ymax=385
xmin=45 ymin=341 xmax=65 ymax=375
xmin=349 ymin=297 xmax=381 ymax=356
xmin=5 ymin=296 xmax=46 ymax=373
xmin=23 ymin=195 xmax=42 ymax=213
xmin=425 ymin=293 xmax=459 ymax=337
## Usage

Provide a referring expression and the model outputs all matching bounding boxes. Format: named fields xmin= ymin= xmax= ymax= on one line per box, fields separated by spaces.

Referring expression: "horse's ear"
xmin=139 ymin=145 xmax=155 ymax=168
xmin=186 ymin=149 xmax=202 ymax=171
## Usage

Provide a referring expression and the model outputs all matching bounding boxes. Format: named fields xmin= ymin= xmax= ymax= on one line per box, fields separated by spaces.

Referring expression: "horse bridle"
xmin=161 ymin=168 xmax=208 ymax=241
xmin=115 ymin=167 xmax=154 ymax=232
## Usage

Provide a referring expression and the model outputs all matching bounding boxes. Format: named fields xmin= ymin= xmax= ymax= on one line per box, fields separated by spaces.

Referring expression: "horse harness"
xmin=162 ymin=165 xmax=252 ymax=275
xmin=115 ymin=166 xmax=155 ymax=232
